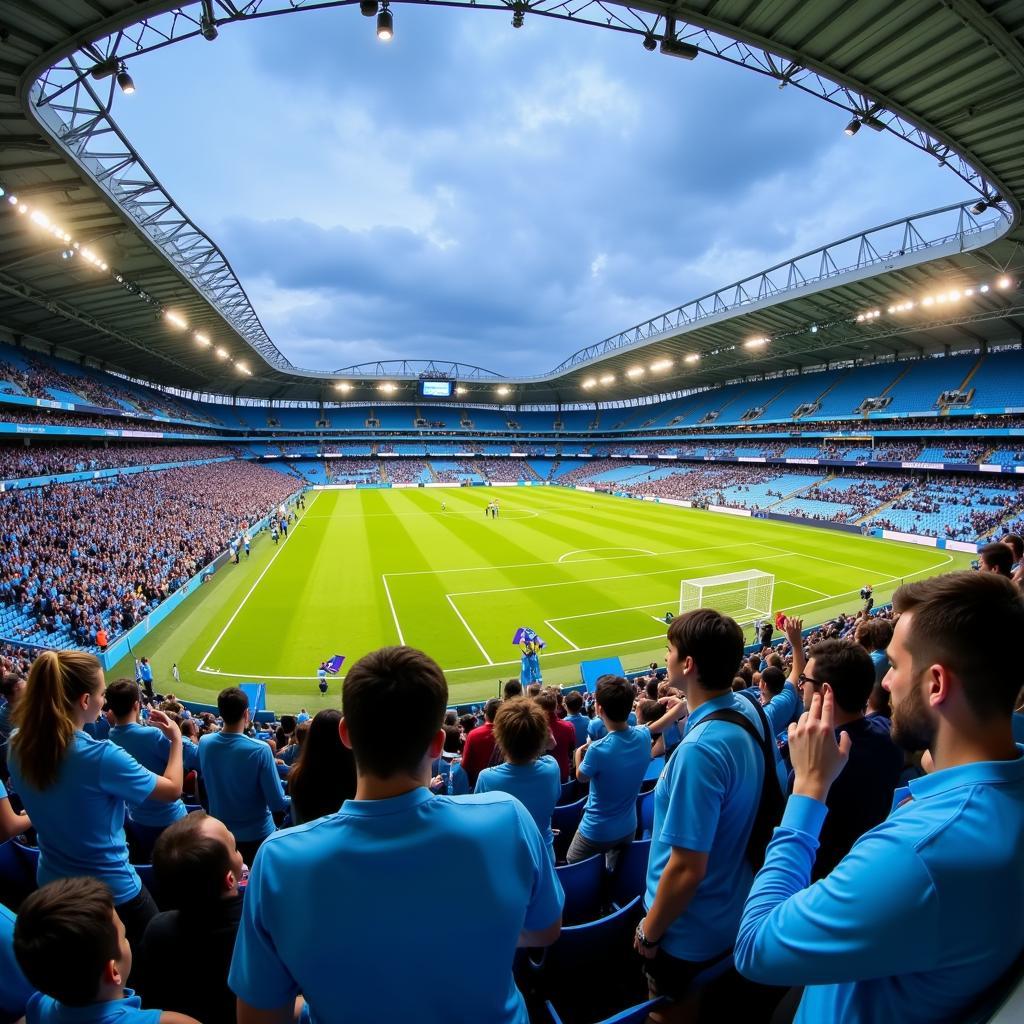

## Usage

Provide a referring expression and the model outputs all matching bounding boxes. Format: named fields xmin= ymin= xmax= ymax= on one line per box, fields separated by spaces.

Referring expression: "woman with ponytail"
xmin=7 ymin=650 xmax=184 ymax=962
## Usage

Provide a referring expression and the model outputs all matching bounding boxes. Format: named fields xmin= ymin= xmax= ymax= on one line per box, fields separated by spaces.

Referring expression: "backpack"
xmin=701 ymin=690 xmax=785 ymax=871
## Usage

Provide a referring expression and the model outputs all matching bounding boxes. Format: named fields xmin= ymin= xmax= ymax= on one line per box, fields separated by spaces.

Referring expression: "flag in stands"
xmin=325 ymin=654 xmax=345 ymax=674
xmin=512 ymin=627 xmax=546 ymax=648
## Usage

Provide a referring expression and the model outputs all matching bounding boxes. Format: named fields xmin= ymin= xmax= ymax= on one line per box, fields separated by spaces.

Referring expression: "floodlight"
xmin=581 ymin=378 xmax=596 ymax=389
xmin=744 ymin=337 xmax=768 ymax=349
xmin=89 ymin=58 xmax=119 ymax=81
xmin=626 ymin=366 xmax=644 ymax=378
xmin=335 ymin=381 xmax=352 ymax=392
xmin=650 ymin=359 xmax=673 ymax=372
xmin=200 ymin=0 xmax=219 ymax=39
xmin=215 ymin=347 xmax=229 ymax=360
xmin=844 ymin=118 xmax=861 ymax=136
xmin=970 ymin=200 xmax=988 ymax=215
xmin=455 ymin=385 xmax=467 ymax=395
xmin=599 ymin=373 xmax=615 ymax=384
xmin=496 ymin=385 xmax=511 ymax=396
xmin=997 ymin=276 xmax=1012 ymax=289
xmin=194 ymin=331 xmax=211 ymax=345
xmin=164 ymin=310 xmax=188 ymax=329
xmin=979 ymin=284 xmax=989 ymax=293
xmin=377 ymin=5 xmax=393 ymax=40
xmin=660 ymin=37 xmax=699 ymax=60
xmin=116 ymin=64 xmax=135 ymax=95
xmin=511 ymin=7 xmax=525 ymax=28
xmin=684 ymin=353 xmax=700 ymax=363
xmin=642 ymin=33 xmax=657 ymax=51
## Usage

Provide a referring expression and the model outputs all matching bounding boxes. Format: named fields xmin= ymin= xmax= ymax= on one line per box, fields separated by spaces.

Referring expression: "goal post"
xmin=679 ymin=569 xmax=775 ymax=626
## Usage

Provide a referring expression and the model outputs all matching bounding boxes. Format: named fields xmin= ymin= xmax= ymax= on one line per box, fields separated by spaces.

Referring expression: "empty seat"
xmin=555 ymin=854 xmax=604 ymax=925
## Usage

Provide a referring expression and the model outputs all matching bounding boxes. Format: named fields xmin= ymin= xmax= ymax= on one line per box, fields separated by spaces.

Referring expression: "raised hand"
xmin=146 ymin=708 xmax=181 ymax=742
xmin=788 ymin=685 xmax=851 ymax=803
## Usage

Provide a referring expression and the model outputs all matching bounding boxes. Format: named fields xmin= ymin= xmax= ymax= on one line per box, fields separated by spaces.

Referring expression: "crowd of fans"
xmin=324 ymin=458 xmax=380 ymax=483
xmin=0 ymin=463 xmax=299 ymax=650
xmin=0 ymin=407 xmax=222 ymax=434
xmin=0 ymin=444 xmax=241 ymax=482
xmin=0 ymin=559 xmax=1022 ymax=1024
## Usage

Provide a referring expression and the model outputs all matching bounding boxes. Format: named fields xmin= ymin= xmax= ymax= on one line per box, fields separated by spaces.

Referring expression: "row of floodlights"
xmin=163 ymin=311 xmax=252 ymax=375
xmin=1 ymin=190 xmax=109 ymax=271
xmin=579 ymin=340 xmax=767 ymax=389
xmin=855 ymin=276 xmax=1014 ymax=322
xmin=332 ymin=381 xmax=514 ymax=396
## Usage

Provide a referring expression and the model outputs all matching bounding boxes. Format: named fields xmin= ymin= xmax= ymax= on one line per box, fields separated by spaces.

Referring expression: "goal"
xmin=679 ymin=569 xmax=775 ymax=625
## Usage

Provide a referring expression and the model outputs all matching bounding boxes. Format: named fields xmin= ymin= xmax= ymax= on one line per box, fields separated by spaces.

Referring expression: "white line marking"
xmin=549 ymin=602 xmax=673 ymax=623
xmin=381 ymin=574 xmax=405 ymax=645
xmin=557 ymin=546 xmax=656 ymax=563
xmin=445 ymin=594 xmax=494 ymax=665
xmin=543 ymin=618 xmax=580 ymax=651
xmin=383 ymin=540 xmax=774 ymax=578
xmin=445 ymin=553 xmax=800 ymax=598
xmin=196 ymin=491 xmax=323 ymax=672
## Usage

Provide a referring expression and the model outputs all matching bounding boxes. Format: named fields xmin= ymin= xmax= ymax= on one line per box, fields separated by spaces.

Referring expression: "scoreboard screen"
xmin=419 ymin=379 xmax=454 ymax=398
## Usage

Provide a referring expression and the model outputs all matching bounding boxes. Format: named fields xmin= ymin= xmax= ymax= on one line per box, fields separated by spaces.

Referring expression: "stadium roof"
xmin=0 ymin=0 xmax=1022 ymax=406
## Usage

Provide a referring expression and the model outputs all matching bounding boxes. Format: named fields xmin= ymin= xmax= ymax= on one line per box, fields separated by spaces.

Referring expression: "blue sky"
xmin=112 ymin=5 xmax=968 ymax=375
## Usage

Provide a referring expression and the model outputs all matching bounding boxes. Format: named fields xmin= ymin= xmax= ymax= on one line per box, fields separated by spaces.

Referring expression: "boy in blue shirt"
xmin=199 ymin=687 xmax=288 ymax=867
xmin=570 ymin=675 xmax=659 ymax=868
xmin=106 ymin=679 xmax=187 ymax=861
xmin=563 ymin=691 xmax=590 ymax=749
xmin=476 ymin=698 xmax=561 ymax=857
xmin=13 ymin=876 xmax=197 ymax=1024
xmin=736 ymin=571 xmax=1024 ymax=1024
xmin=636 ymin=610 xmax=772 ymax=1016
xmin=229 ymin=645 xmax=563 ymax=1024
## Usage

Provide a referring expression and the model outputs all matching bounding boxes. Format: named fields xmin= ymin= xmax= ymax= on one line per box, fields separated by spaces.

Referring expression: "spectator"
xmin=287 ymin=709 xmax=356 ymax=825
xmin=140 ymin=812 xmax=245 ymax=1024
xmin=136 ymin=659 xmax=155 ymax=701
xmin=1 ymin=902 xmax=33 ymax=1023
xmin=0 ymin=774 xmax=31 ymax=842
xmin=535 ymin=690 xmax=577 ymax=783
xmin=198 ymin=687 xmax=288 ymax=867
xmin=228 ymin=645 xmax=563 ymax=1023
xmin=978 ymin=541 xmax=1013 ymax=578
xmin=475 ymin=699 xmax=561 ymax=858
xmin=7 ymin=651 xmax=182 ymax=966
xmin=276 ymin=720 xmax=308 ymax=768
xmin=637 ymin=610 xmax=778 ymax=1018
xmin=1002 ymin=533 xmax=1024 ymax=585
xmin=757 ymin=666 xmax=786 ymax=705
xmin=106 ymin=679 xmax=188 ymax=862
xmin=563 ymin=690 xmax=590 ymax=748
xmin=793 ymin=639 xmax=903 ymax=878
xmin=0 ymin=670 xmax=25 ymax=744
xmin=855 ymin=617 xmax=894 ymax=684
xmin=430 ymin=725 xmax=470 ymax=796
xmin=459 ymin=698 xmax=502 ymax=787
xmin=736 ymin=571 xmax=1024 ymax=1022
xmin=503 ymin=679 xmax=523 ymax=700
xmin=570 ymin=676 xmax=663 ymax=869
xmin=13 ymin=877 xmax=199 ymax=1024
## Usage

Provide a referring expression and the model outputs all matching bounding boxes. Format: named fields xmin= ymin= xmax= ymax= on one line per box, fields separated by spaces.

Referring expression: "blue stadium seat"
xmin=552 ymin=797 xmax=587 ymax=861
xmin=610 ymin=839 xmax=650 ymax=910
xmin=636 ymin=790 xmax=655 ymax=840
xmin=555 ymin=853 xmax=604 ymax=925
xmin=556 ymin=780 xmax=581 ymax=806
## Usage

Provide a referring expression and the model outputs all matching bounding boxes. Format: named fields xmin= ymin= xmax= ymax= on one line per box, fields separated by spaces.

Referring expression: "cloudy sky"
xmin=112 ymin=5 xmax=968 ymax=375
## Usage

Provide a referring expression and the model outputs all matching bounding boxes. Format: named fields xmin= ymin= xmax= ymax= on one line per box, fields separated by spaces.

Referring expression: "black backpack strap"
xmin=700 ymin=693 xmax=785 ymax=870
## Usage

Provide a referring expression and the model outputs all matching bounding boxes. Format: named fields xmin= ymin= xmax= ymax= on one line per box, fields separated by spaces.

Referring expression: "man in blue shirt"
xmin=136 ymin=658 xmax=155 ymax=701
xmin=569 ymin=676 xmax=658 ymax=868
xmin=736 ymin=571 xmax=1024 ymax=1023
xmin=636 ymin=609 xmax=770 ymax=1017
xmin=198 ymin=688 xmax=288 ymax=868
xmin=106 ymin=679 xmax=188 ymax=862
xmin=229 ymin=645 xmax=562 ymax=1024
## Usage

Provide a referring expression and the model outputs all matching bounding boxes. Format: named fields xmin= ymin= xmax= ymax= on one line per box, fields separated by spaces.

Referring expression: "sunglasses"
xmin=798 ymin=672 xmax=824 ymax=688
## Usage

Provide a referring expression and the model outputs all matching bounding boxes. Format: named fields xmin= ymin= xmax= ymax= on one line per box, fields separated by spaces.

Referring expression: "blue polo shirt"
xmin=1 ymin=903 xmax=33 ymax=1022
xmin=432 ymin=757 xmax=469 ymax=796
xmin=565 ymin=713 xmax=590 ymax=748
xmin=138 ymin=663 xmax=153 ymax=685
xmin=25 ymin=989 xmax=159 ymax=1024
xmin=476 ymin=756 xmax=561 ymax=850
xmin=645 ymin=693 xmax=764 ymax=960
xmin=735 ymin=749 xmax=1024 ymax=1023
xmin=8 ymin=731 xmax=156 ymax=903
xmin=579 ymin=725 xmax=652 ymax=842
xmin=108 ymin=723 xmax=187 ymax=829
xmin=587 ymin=712 xmax=637 ymax=742
xmin=229 ymin=788 xmax=563 ymax=1023
xmin=198 ymin=731 xmax=288 ymax=842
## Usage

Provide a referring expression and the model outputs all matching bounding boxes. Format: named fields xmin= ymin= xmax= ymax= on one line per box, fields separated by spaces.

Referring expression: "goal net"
xmin=679 ymin=569 xmax=775 ymax=626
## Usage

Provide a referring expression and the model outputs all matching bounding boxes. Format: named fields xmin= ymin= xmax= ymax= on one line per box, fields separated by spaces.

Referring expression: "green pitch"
xmin=110 ymin=486 xmax=973 ymax=712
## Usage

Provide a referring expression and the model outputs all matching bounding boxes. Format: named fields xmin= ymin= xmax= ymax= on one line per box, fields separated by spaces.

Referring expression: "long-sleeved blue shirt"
xmin=735 ymin=748 xmax=1024 ymax=1023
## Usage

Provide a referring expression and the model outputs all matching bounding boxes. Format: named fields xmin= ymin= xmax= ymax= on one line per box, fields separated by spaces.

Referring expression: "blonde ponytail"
xmin=11 ymin=650 xmax=102 ymax=790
